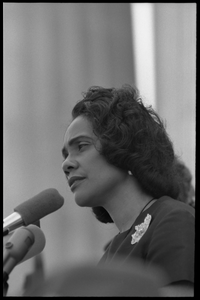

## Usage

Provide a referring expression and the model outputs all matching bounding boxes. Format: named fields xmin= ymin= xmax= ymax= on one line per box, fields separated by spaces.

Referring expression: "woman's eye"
xmin=78 ymin=144 xmax=88 ymax=151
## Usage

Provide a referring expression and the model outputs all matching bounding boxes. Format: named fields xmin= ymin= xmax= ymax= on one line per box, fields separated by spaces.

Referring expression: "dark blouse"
xmin=99 ymin=196 xmax=195 ymax=286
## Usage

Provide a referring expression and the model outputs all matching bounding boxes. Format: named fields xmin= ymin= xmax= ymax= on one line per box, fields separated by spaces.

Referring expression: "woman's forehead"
xmin=64 ymin=116 xmax=94 ymax=141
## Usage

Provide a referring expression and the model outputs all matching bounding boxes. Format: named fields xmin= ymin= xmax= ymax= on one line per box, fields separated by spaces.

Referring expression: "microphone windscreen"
xmin=14 ymin=189 xmax=64 ymax=225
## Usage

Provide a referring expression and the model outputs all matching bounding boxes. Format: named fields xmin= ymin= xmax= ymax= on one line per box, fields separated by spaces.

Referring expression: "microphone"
xmin=3 ymin=224 xmax=46 ymax=278
xmin=3 ymin=188 xmax=64 ymax=236
xmin=3 ymin=224 xmax=46 ymax=265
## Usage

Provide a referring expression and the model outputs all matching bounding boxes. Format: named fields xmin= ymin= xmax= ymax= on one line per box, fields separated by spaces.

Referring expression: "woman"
xmin=62 ymin=85 xmax=194 ymax=296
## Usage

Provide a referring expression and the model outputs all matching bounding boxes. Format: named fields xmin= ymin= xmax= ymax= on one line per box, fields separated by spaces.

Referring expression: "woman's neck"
xmin=103 ymin=175 xmax=154 ymax=233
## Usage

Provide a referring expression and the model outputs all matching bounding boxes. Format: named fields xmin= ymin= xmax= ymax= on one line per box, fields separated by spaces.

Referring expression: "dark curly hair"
xmin=174 ymin=159 xmax=195 ymax=208
xmin=71 ymin=85 xmax=180 ymax=223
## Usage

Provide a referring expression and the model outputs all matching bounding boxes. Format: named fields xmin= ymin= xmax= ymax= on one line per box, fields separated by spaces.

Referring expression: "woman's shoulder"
xmin=133 ymin=196 xmax=195 ymax=236
xmin=147 ymin=196 xmax=195 ymax=217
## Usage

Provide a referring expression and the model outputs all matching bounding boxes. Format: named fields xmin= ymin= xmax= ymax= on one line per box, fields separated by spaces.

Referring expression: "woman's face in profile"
xmin=62 ymin=115 xmax=127 ymax=208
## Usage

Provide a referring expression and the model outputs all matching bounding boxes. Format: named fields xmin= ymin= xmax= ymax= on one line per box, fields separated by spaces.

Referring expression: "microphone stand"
xmin=3 ymin=228 xmax=9 ymax=237
xmin=3 ymin=224 xmax=9 ymax=296
xmin=3 ymin=271 xmax=9 ymax=297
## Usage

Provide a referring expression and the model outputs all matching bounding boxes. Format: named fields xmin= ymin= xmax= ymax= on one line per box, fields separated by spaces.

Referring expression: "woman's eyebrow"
xmin=61 ymin=135 xmax=93 ymax=158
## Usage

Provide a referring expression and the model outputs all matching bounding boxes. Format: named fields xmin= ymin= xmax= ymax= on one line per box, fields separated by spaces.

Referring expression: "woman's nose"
xmin=62 ymin=156 xmax=78 ymax=176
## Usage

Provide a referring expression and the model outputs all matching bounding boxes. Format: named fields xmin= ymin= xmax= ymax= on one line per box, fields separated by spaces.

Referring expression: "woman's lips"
xmin=68 ymin=176 xmax=86 ymax=187
xmin=70 ymin=178 xmax=86 ymax=191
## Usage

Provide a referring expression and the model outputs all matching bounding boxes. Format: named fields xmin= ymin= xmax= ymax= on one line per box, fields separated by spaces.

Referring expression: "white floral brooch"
xmin=131 ymin=214 xmax=152 ymax=245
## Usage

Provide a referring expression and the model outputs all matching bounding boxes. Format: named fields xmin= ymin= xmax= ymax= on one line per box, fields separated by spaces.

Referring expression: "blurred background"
xmin=3 ymin=3 xmax=196 ymax=296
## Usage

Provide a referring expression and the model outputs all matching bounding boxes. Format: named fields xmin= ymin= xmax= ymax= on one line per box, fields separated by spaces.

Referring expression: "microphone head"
xmin=14 ymin=188 xmax=64 ymax=226
xmin=3 ymin=224 xmax=46 ymax=264
xmin=4 ymin=226 xmax=35 ymax=264
xmin=20 ymin=224 xmax=46 ymax=264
